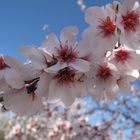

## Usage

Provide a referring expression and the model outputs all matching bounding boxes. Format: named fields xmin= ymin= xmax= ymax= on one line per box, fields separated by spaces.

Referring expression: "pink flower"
xmin=48 ymin=67 xmax=90 ymax=107
xmin=42 ymin=26 xmax=91 ymax=73
xmin=87 ymin=62 xmax=119 ymax=102
xmin=116 ymin=0 xmax=140 ymax=49
xmin=84 ymin=5 xmax=118 ymax=54
xmin=110 ymin=48 xmax=140 ymax=70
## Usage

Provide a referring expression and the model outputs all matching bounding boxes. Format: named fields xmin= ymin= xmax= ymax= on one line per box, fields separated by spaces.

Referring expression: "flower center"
xmin=115 ymin=50 xmax=130 ymax=63
xmin=121 ymin=11 xmax=140 ymax=32
xmin=54 ymin=67 xmax=75 ymax=85
xmin=57 ymin=44 xmax=77 ymax=64
xmin=96 ymin=65 xmax=112 ymax=81
xmin=98 ymin=17 xmax=116 ymax=38
xmin=0 ymin=56 xmax=8 ymax=70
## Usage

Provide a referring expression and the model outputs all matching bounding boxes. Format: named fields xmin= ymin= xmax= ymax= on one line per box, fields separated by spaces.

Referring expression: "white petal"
xmin=49 ymin=81 xmax=76 ymax=107
xmin=48 ymin=80 xmax=62 ymax=101
xmin=30 ymin=55 xmax=47 ymax=70
xmin=74 ymin=81 xmax=88 ymax=98
xmin=69 ymin=59 xmax=90 ymax=72
xmin=4 ymin=68 xmax=25 ymax=89
xmin=4 ymin=56 xmax=23 ymax=70
xmin=41 ymin=33 xmax=59 ymax=54
xmin=60 ymin=26 xmax=78 ymax=46
xmin=36 ymin=73 xmax=51 ymax=97
xmin=122 ymin=0 xmax=139 ymax=14
xmin=45 ymin=62 xmax=67 ymax=73
xmin=0 ymin=78 xmax=10 ymax=92
xmin=3 ymin=89 xmax=43 ymax=116
xmin=61 ymin=84 xmax=76 ymax=107
xmin=85 ymin=6 xmax=107 ymax=26
xmin=21 ymin=63 xmax=38 ymax=81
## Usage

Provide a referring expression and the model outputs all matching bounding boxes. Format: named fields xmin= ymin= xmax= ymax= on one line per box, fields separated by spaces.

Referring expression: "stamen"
xmin=54 ymin=67 xmax=75 ymax=85
xmin=121 ymin=11 xmax=140 ymax=32
xmin=0 ymin=56 xmax=9 ymax=70
xmin=96 ymin=64 xmax=112 ymax=81
xmin=98 ymin=16 xmax=116 ymax=38
xmin=57 ymin=44 xmax=77 ymax=64
xmin=115 ymin=50 xmax=130 ymax=63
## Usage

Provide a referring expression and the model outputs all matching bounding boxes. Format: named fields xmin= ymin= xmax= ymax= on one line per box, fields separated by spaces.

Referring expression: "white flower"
xmin=116 ymin=0 xmax=140 ymax=49
xmin=110 ymin=48 xmax=140 ymax=70
xmin=48 ymin=67 xmax=90 ymax=107
xmin=42 ymin=26 xmax=90 ymax=73
xmin=87 ymin=62 xmax=119 ymax=102
xmin=84 ymin=5 xmax=118 ymax=53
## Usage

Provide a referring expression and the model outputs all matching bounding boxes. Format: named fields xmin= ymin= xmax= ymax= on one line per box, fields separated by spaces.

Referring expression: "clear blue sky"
xmin=0 ymin=0 xmax=114 ymax=60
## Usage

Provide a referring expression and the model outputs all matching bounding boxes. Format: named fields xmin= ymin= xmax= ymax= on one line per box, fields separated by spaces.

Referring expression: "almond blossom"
xmin=41 ymin=26 xmax=91 ymax=73
xmin=48 ymin=67 xmax=90 ymax=107
xmin=116 ymin=0 xmax=140 ymax=49
xmin=86 ymin=62 xmax=119 ymax=102
xmin=84 ymin=4 xmax=118 ymax=55
xmin=109 ymin=47 xmax=140 ymax=70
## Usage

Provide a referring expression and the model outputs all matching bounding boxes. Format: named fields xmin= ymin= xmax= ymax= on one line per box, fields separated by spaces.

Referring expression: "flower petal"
xmin=41 ymin=33 xmax=59 ymax=54
xmin=45 ymin=62 xmax=67 ymax=73
xmin=4 ymin=68 xmax=25 ymax=89
xmin=4 ymin=56 xmax=23 ymax=70
xmin=69 ymin=59 xmax=90 ymax=72
xmin=60 ymin=26 xmax=78 ymax=46
xmin=36 ymin=72 xmax=51 ymax=97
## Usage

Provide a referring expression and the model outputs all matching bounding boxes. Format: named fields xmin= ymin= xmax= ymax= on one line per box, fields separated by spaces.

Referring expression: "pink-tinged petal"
xmin=120 ymin=33 xmax=139 ymax=50
xmin=4 ymin=56 xmax=23 ymax=70
xmin=118 ymin=74 xmax=135 ymax=93
xmin=36 ymin=73 xmax=51 ymax=97
xmin=60 ymin=26 xmax=78 ymax=46
xmin=122 ymin=0 xmax=139 ymax=15
xmin=69 ymin=59 xmax=90 ymax=72
xmin=49 ymin=80 xmax=76 ymax=107
xmin=0 ymin=78 xmax=10 ymax=92
xmin=3 ymin=89 xmax=43 ymax=116
xmin=76 ymin=41 xmax=92 ymax=61
xmin=45 ymin=62 xmax=67 ymax=73
xmin=48 ymin=80 xmax=62 ymax=101
xmin=85 ymin=6 xmax=107 ymax=26
xmin=74 ymin=81 xmax=89 ymax=98
xmin=21 ymin=46 xmax=49 ymax=70
xmin=38 ymin=48 xmax=53 ymax=62
xmin=30 ymin=55 xmax=47 ymax=70
xmin=21 ymin=63 xmax=38 ymax=81
xmin=41 ymin=33 xmax=59 ymax=54
xmin=82 ymin=27 xmax=117 ymax=59
xmin=128 ymin=52 xmax=140 ymax=69
xmin=4 ymin=68 xmax=25 ymax=89
xmin=61 ymin=84 xmax=76 ymax=107
xmin=0 ymin=71 xmax=4 ymax=80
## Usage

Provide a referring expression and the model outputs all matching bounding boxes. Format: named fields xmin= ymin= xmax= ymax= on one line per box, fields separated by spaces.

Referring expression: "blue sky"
xmin=0 ymin=0 xmax=114 ymax=60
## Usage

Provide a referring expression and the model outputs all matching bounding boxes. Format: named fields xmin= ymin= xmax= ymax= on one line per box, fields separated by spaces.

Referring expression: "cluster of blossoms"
xmin=0 ymin=101 xmax=112 ymax=140
xmin=0 ymin=0 xmax=140 ymax=115
xmin=0 ymin=95 xmax=140 ymax=140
